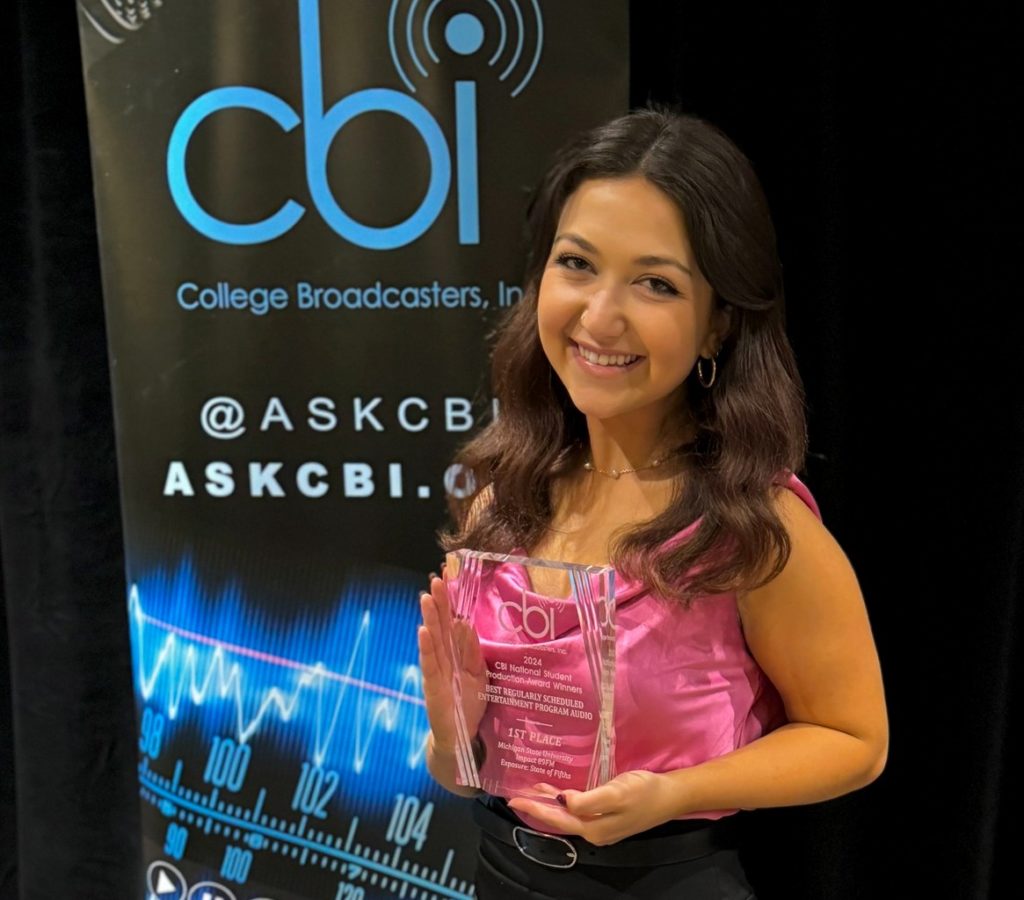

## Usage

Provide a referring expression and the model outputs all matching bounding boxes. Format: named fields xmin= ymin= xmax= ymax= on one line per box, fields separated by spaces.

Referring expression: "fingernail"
xmin=428 ymin=571 xmax=438 ymax=581
xmin=555 ymin=794 xmax=566 ymax=807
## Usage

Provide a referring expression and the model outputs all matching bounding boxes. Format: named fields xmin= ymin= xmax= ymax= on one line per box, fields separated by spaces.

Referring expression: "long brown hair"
xmin=439 ymin=107 xmax=808 ymax=607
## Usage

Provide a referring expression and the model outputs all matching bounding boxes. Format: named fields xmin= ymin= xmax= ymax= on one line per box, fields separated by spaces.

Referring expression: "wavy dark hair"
xmin=439 ymin=107 xmax=809 ymax=606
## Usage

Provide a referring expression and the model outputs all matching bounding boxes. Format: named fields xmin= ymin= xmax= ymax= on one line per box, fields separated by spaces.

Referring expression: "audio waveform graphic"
xmin=129 ymin=558 xmax=432 ymax=777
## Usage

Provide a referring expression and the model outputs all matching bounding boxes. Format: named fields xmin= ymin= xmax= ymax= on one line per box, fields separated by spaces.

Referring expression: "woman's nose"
xmin=580 ymin=286 xmax=627 ymax=339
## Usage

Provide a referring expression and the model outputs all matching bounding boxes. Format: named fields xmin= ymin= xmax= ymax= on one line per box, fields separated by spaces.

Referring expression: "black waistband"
xmin=473 ymin=796 xmax=740 ymax=869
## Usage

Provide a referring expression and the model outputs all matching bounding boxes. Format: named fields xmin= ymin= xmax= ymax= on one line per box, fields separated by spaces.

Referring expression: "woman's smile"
xmin=570 ymin=339 xmax=646 ymax=376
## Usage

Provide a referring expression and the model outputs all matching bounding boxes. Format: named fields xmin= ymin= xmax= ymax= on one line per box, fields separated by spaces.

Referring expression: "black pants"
xmin=472 ymin=800 xmax=757 ymax=900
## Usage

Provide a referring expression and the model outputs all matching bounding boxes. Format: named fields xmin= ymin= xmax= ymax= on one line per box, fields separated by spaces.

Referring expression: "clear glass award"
xmin=442 ymin=549 xmax=616 ymax=802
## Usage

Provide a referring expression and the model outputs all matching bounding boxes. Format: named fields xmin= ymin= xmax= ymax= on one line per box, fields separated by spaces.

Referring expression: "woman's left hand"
xmin=506 ymin=770 xmax=685 ymax=846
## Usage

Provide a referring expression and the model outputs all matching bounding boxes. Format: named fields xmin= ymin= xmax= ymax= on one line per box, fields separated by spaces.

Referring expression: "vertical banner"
xmin=77 ymin=1 xmax=627 ymax=898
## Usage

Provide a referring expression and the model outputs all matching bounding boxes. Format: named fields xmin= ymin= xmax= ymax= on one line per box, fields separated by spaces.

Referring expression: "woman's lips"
xmin=570 ymin=340 xmax=645 ymax=376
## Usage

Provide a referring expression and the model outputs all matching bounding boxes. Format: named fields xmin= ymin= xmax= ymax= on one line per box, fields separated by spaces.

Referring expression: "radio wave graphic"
xmin=388 ymin=0 xmax=543 ymax=97
xmin=129 ymin=560 xmax=432 ymax=776
xmin=78 ymin=0 xmax=170 ymax=45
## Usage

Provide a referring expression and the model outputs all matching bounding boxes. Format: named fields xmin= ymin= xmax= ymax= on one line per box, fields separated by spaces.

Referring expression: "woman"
xmin=418 ymin=107 xmax=888 ymax=899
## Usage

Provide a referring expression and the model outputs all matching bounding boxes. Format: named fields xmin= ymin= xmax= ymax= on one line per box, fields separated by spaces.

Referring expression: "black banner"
xmin=77 ymin=1 xmax=627 ymax=898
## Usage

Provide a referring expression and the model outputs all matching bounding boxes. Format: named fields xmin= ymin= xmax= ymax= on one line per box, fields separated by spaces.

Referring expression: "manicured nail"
xmin=428 ymin=571 xmax=438 ymax=581
xmin=555 ymin=794 xmax=566 ymax=807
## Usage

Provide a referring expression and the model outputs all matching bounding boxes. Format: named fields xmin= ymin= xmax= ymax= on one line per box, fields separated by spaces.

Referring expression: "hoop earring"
xmin=696 ymin=354 xmax=718 ymax=389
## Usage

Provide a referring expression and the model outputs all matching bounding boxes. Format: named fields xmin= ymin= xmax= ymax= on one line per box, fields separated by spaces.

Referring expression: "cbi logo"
xmin=498 ymin=591 xmax=557 ymax=641
xmin=167 ymin=0 xmax=544 ymax=249
xmin=497 ymin=582 xmax=611 ymax=641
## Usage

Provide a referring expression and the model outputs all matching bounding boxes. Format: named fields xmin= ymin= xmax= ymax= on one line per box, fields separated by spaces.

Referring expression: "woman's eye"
xmin=640 ymin=276 xmax=680 ymax=297
xmin=555 ymin=253 xmax=591 ymax=272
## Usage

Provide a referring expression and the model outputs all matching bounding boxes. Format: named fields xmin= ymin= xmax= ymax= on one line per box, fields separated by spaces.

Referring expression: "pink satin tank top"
xmin=471 ymin=471 xmax=821 ymax=829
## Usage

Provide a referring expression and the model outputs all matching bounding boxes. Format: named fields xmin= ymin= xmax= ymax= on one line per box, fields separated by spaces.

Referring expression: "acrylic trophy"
xmin=441 ymin=549 xmax=616 ymax=801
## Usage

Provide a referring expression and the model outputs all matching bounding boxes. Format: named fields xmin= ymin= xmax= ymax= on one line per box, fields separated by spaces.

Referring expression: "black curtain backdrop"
xmin=1 ymin=2 xmax=1019 ymax=899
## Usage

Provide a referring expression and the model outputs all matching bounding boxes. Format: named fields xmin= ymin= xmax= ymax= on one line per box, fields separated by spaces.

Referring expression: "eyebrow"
xmin=554 ymin=232 xmax=693 ymax=277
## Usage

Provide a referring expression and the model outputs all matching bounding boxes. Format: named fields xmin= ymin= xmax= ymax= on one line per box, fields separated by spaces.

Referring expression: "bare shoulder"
xmin=737 ymin=484 xmax=889 ymax=759
xmin=737 ymin=482 xmax=858 ymax=627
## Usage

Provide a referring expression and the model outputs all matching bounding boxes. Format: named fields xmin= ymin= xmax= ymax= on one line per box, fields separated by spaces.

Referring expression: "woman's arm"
xmin=508 ymin=486 xmax=889 ymax=843
xmin=673 ymin=485 xmax=888 ymax=811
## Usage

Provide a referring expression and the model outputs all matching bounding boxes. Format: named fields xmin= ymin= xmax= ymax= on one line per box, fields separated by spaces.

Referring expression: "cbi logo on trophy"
xmin=167 ymin=0 xmax=544 ymax=248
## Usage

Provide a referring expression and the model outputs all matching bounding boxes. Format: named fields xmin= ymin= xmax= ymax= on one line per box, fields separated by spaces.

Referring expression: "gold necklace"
xmin=582 ymin=442 xmax=693 ymax=479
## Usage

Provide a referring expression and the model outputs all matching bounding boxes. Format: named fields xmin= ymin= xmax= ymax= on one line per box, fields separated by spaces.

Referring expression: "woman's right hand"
xmin=418 ymin=575 xmax=487 ymax=764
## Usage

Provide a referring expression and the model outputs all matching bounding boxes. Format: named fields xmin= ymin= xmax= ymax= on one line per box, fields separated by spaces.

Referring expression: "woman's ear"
xmin=713 ymin=301 xmax=733 ymax=350
xmin=702 ymin=301 xmax=733 ymax=356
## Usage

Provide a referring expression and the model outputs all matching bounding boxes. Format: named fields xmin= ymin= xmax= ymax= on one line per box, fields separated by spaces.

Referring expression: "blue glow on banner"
xmin=130 ymin=560 xmax=430 ymax=789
